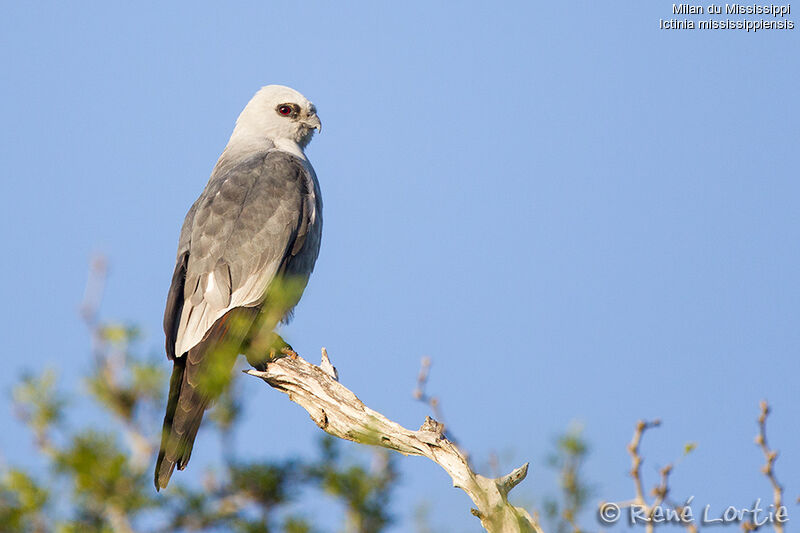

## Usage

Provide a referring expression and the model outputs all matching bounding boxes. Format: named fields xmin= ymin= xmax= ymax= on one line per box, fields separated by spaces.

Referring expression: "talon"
xmin=281 ymin=347 xmax=298 ymax=359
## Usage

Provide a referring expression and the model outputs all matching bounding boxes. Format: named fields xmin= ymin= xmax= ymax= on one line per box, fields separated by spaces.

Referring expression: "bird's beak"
xmin=303 ymin=114 xmax=322 ymax=133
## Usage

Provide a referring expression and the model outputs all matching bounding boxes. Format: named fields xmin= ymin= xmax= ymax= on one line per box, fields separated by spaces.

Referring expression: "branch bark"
xmin=246 ymin=348 xmax=541 ymax=533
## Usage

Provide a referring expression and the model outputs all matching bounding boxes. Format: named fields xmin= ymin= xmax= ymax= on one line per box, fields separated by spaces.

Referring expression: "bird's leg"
xmin=281 ymin=343 xmax=298 ymax=359
xmin=270 ymin=332 xmax=296 ymax=359
xmin=245 ymin=331 xmax=296 ymax=370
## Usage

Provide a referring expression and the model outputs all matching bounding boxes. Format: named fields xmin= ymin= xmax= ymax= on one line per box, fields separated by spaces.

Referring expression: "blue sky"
xmin=1 ymin=1 xmax=798 ymax=531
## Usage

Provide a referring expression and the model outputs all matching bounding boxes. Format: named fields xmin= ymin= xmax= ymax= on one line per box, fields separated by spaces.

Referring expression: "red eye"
xmin=278 ymin=105 xmax=292 ymax=116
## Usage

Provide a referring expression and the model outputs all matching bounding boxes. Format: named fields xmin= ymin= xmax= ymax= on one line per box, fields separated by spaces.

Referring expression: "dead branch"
xmin=246 ymin=348 xmax=541 ymax=533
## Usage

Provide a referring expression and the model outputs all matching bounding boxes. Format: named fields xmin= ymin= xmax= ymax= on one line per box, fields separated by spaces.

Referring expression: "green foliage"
xmin=54 ymin=431 xmax=151 ymax=514
xmin=0 ymin=469 xmax=49 ymax=532
xmin=207 ymin=386 xmax=241 ymax=435
xmin=12 ymin=370 xmax=66 ymax=444
xmin=282 ymin=516 xmax=312 ymax=533
xmin=307 ymin=437 xmax=396 ymax=533
xmin=544 ymin=424 xmax=592 ymax=533
xmin=682 ymin=441 xmax=697 ymax=455
xmin=228 ymin=460 xmax=298 ymax=509
xmin=2 ymin=317 xmax=398 ymax=533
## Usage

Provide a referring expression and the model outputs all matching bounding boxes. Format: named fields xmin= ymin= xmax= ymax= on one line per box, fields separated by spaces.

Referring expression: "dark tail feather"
xmin=155 ymin=356 xmax=189 ymax=490
xmin=155 ymin=352 xmax=212 ymax=490
xmin=154 ymin=309 xmax=259 ymax=491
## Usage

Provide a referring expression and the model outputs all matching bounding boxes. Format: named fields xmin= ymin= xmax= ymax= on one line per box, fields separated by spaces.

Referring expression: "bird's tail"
xmin=154 ymin=355 xmax=195 ymax=490
xmin=154 ymin=310 xmax=257 ymax=490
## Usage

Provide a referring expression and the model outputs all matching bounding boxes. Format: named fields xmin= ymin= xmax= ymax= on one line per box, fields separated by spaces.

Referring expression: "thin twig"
xmin=413 ymin=356 xmax=462 ymax=450
xmin=628 ymin=419 xmax=661 ymax=507
xmin=609 ymin=419 xmax=696 ymax=533
xmin=413 ymin=356 xmax=443 ymax=420
xmin=743 ymin=401 xmax=784 ymax=533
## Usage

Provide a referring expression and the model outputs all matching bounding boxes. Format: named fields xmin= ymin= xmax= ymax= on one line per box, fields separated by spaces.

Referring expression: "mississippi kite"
xmin=155 ymin=85 xmax=323 ymax=490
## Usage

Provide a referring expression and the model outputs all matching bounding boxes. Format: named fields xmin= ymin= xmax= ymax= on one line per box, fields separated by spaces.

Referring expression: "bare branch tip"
xmin=497 ymin=462 xmax=530 ymax=496
xmin=419 ymin=416 xmax=445 ymax=435
xmin=319 ymin=347 xmax=339 ymax=381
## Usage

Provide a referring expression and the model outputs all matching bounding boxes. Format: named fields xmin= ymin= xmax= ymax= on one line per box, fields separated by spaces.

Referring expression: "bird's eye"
xmin=278 ymin=105 xmax=293 ymax=116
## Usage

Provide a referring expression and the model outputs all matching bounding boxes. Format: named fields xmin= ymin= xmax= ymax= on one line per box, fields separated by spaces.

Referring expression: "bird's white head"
xmin=228 ymin=85 xmax=321 ymax=158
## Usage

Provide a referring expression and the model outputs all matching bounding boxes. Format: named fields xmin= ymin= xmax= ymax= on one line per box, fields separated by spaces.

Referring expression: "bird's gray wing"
xmin=165 ymin=149 xmax=320 ymax=358
xmin=156 ymin=150 xmax=320 ymax=490
xmin=163 ymin=202 xmax=198 ymax=360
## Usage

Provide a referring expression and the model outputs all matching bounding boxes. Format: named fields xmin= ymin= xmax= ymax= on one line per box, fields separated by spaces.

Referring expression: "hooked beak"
xmin=302 ymin=114 xmax=322 ymax=133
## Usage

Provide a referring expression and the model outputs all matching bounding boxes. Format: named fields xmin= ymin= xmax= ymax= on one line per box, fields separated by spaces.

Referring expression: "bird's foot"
xmin=246 ymin=332 xmax=296 ymax=370
xmin=281 ymin=347 xmax=298 ymax=359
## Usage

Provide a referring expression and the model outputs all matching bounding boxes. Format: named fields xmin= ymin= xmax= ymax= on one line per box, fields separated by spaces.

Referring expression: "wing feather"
xmin=163 ymin=149 xmax=320 ymax=358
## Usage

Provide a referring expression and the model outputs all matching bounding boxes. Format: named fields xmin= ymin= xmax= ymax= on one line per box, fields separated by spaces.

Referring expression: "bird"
xmin=154 ymin=85 xmax=323 ymax=491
